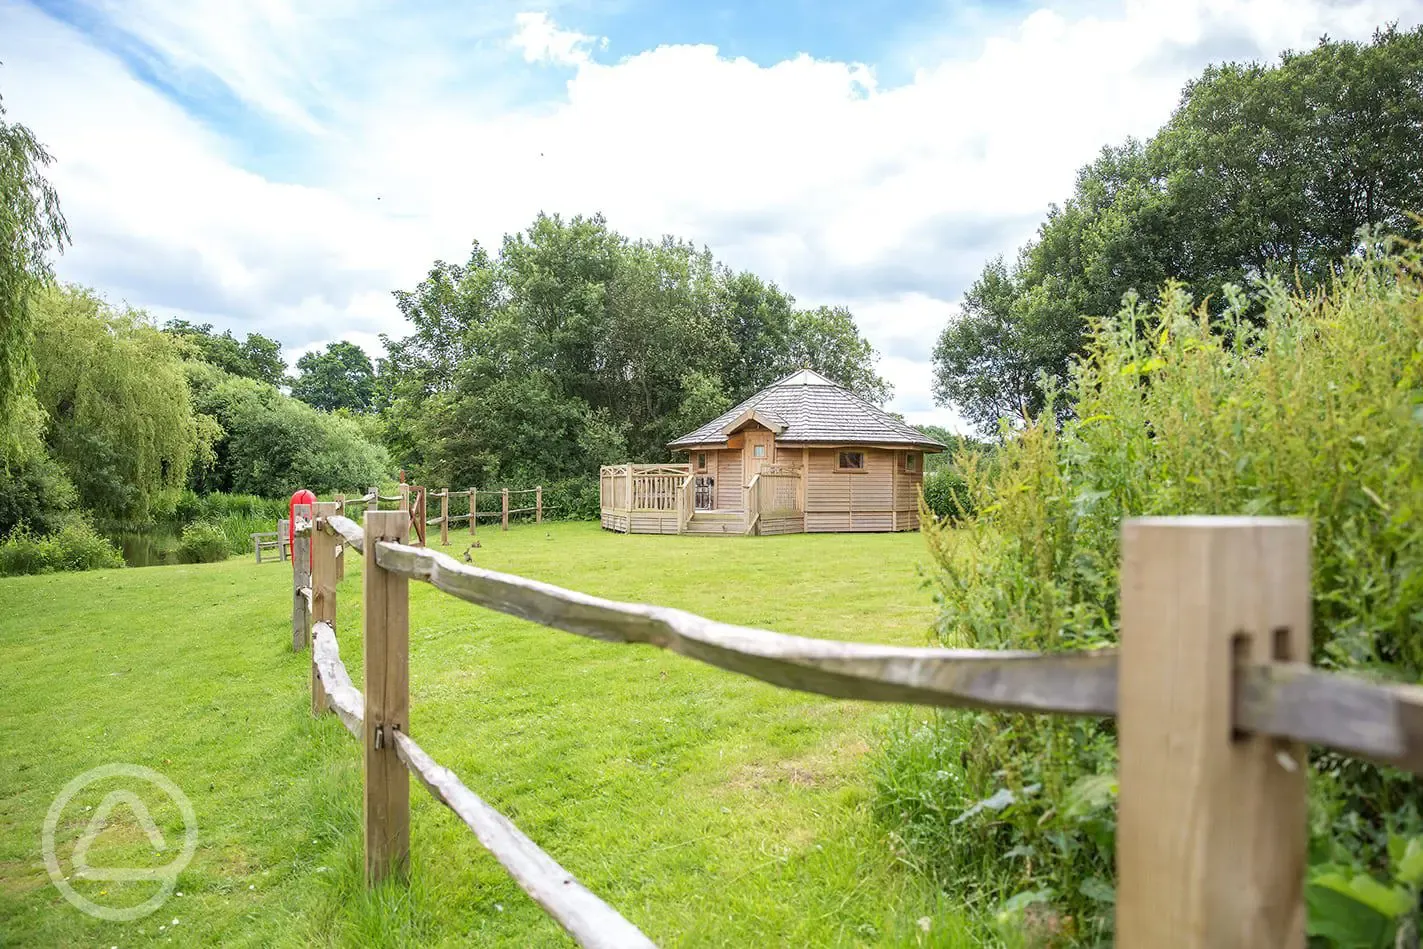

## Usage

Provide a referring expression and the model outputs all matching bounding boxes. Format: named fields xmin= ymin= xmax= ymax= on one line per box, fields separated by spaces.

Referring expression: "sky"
xmin=2 ymin=0 xmax=1419 ymax=431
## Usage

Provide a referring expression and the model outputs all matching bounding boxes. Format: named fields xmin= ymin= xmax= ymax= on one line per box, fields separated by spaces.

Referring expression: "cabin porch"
xmin=598 ymin=463 xmax=804 ymax=536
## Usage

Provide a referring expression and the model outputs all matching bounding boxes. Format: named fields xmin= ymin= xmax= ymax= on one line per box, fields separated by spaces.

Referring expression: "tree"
xmin=934 ymin=25 xmax=1423 ymax=435
xmin=32 ymin=285 xmax=197 ymax=522
xmin=378 ymin=213 xmax=890 ymax=489
xmin=164 ymin=319 xmax=288 ymax=387
xmin=786 ymin=305 xmax=892 ymax=405
xmin=185 ymin=362 xmax=389 ymax=496
xmin=291 ymin=340 xmax=375 ymax=412
xmin=0 ymin=90 xmax=69 ymax=446
xmin=715 ymin=271 xmax=796 ymax=396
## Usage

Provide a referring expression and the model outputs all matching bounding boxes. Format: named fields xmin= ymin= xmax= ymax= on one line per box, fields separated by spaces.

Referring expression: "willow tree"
xmin=0 ymin=90 xmax=69 ymax=448
xmin=31 ymin=285 xmax=197 ymax=522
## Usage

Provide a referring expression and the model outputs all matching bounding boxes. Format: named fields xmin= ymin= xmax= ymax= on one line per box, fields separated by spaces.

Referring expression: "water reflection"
xmin=103 ymin=529 xmax=183 ymax=567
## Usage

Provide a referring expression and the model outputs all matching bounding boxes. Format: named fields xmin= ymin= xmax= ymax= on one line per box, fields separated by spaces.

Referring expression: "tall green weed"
xmin=876 ymin=240 xmax=1423 ymax=941
xmin=0 ymin=519 xmax=125 ymax=576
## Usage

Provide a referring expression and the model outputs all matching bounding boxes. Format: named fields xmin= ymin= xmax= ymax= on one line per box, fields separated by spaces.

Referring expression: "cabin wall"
xmin=803 ymin=447 xmax=922 ymax=532
xmin=892 ymin=451 xmax=926 ymax=531
xmin=716 ymin=450 xmax=743 ymax=510
xmin=666 ymin=442 xmax=929 ymax=530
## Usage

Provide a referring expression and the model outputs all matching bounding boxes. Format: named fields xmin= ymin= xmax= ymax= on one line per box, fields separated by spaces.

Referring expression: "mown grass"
xmin=0 ymin=522 xmax=978 ymax=947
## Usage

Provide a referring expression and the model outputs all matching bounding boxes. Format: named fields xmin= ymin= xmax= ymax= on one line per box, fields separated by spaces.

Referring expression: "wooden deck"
xmin=599 ymin=464 xmax=804 ymax=536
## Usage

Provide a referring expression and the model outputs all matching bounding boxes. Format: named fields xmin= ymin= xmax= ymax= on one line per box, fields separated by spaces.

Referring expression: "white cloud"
xmin=2 ymin=0 xmax=1419 ymax=434
xmin=511 ymin=11 xmax=604 ymax=67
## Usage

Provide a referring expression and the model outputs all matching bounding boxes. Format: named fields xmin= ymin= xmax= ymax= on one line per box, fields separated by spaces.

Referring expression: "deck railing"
xmin=754 ymin=470 xmax=800 ymax=515
xmin=291 ymin=509 xmax=1423 ymax=948
xmin=677 ymin=475 xmax=695 ymax=533
xmin=600 ymin=464 xmax=691 ymax=513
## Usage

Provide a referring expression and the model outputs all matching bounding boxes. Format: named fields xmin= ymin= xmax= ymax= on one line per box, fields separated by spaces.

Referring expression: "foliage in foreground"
xmin=878 ymin=242 xmax=1423 ymax=943
xmin=933 ymin=25 xmax=1423 ymax=434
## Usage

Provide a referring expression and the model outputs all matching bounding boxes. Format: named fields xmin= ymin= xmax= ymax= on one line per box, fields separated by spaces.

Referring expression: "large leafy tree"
xmin=379 ymin=213 xmax=889 ymax=488
xmin=32 ymin=285 xmax=197 ymax=521
xmin=164 ymin=319 xmax=288 ymax=387
xmin=291 ymin=340 xmax=375 ymax=412
xmin=784 ymin=305 xmax=892 ymax=405
xmin=934 ymin=25 xmax=1423 ymax=434
xmin=0 ymin=90 xmax=69 ymax=446
xmin=184 ymin=360 xmax=389 ymax=496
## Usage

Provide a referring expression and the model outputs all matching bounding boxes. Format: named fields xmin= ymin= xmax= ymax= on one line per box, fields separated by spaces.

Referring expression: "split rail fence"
xmin=325 ymin=484 xmax=542 ymax=549
xmin=288 ymin=509 xmax=1423 ymax=948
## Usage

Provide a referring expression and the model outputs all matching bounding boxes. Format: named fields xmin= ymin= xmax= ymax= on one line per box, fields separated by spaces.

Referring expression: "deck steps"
xmin=684 ymin=512 xmax=747 ymax=534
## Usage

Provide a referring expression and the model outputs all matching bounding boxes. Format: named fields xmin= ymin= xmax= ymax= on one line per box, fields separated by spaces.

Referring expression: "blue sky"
xmin=3 ymin=0 xmax=1419 ymax=429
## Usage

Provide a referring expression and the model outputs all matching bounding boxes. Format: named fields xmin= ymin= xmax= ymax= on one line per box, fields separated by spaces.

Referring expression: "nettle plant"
xmin=881 ymin=239 xmax=1423 ymax=943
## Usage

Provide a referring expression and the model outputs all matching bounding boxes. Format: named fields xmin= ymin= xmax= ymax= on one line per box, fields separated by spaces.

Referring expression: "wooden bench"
xmin=252 ymin=519 xmax=292 ymax=563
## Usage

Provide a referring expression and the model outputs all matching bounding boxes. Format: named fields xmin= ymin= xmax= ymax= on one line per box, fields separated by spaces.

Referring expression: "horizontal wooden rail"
xmin=310 ymin=617 xmax=652 ymax=948
xmin=508 ymin=506 xmax=537 ymax=515
xmin=372 ymin=540 xmax=1116 ymax=715
xmin=326 ymin=515 xmax=365 ymax=553
xmin=393 ymin=732 xmax=657 ymax=949
xmin=313 ymin=621 xmax=364 ymax=737
xmin=1236 ymin=663 xmax=1423 ymax=774
xmin=371 ymin=540 xmax=1423 ymax=772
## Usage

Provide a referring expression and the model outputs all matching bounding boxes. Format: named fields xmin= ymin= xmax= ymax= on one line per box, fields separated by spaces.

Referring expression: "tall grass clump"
xmin=0 ymin=519 xmax=125 ymax=576
xmin=875 ymin=240 xmax=1423 ymax=942
xmin=167 ymin=490 xmax=287 ymax=554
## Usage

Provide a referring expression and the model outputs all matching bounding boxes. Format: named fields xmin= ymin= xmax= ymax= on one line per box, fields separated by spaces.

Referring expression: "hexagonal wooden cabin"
xmin=599 ymin=369 xmax=946 ymax=535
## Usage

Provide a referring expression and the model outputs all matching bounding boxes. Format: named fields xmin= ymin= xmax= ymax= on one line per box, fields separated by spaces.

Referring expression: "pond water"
xmin=104 ymin=529 xmax=184 ymax=567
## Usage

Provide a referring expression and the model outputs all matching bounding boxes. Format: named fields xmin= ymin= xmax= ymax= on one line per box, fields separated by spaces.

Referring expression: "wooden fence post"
xmin=367 ymin=486 xmax=378 ymax=514
xmin=1117 ymin=517 xmax=1309 ymax=948
xmin=440 ymin=489 xmax=449 ymax=547
xmin=502 ymin=488 xmax=509 ymax=531
xmin=536 ymin=485 xmax=543 ymax=524
xmin=291 ymin=503 xmax=312 ymax=652
xmin=334 ymin=494 xmax=346 ymax=581
xmin=311 ymin=501 xmax=339 ymax=716
xmin=363 ymin=509 xmax=411 ymax=886
xmin=398 ymin=484 xmax=411 ymax=543
xmin=469 ymin=488 xmax=476 ymax=536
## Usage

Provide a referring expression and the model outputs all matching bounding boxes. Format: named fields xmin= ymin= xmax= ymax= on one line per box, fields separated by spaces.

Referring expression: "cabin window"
xmin=904 ymin=452 xmax=919 ymax=473
xmin=696 ymin=452 xmax=707 ymax=471
xmin=837 ymin=450 xmax=865 ymax=471
xmin=753 ymin=445 xmax=766 ymax=458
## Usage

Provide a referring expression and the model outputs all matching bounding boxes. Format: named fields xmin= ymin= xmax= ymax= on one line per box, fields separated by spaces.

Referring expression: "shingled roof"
xmin=667 ymin=369 xmax=947 ymax=451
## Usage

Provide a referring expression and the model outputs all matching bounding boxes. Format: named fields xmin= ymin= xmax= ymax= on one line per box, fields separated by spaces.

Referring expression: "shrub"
xmin=540 ymin=477 xmax=600 ymax=521
xmin=0 ymin=520 xmax=125 ymax=576
xmin=0 ymin=447 xmax=78 ymax=536
xmin=876 ymin=241 xmax=1423 ymax=939
xmin=175 ymin=521 xmax=231 ymax=564
xmin=919 ymin=467 xmax=974 ymax=522
xmin=165 ymin=490 xmax=287 ymax=555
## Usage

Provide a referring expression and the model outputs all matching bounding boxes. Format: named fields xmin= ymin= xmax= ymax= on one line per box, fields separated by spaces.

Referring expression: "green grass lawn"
xmin=0 ymin=522 xmax=975 ymax=947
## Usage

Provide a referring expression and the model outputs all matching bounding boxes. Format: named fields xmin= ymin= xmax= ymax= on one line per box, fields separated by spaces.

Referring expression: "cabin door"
xmin=742 ymin=429 xmax=774 ymax=484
